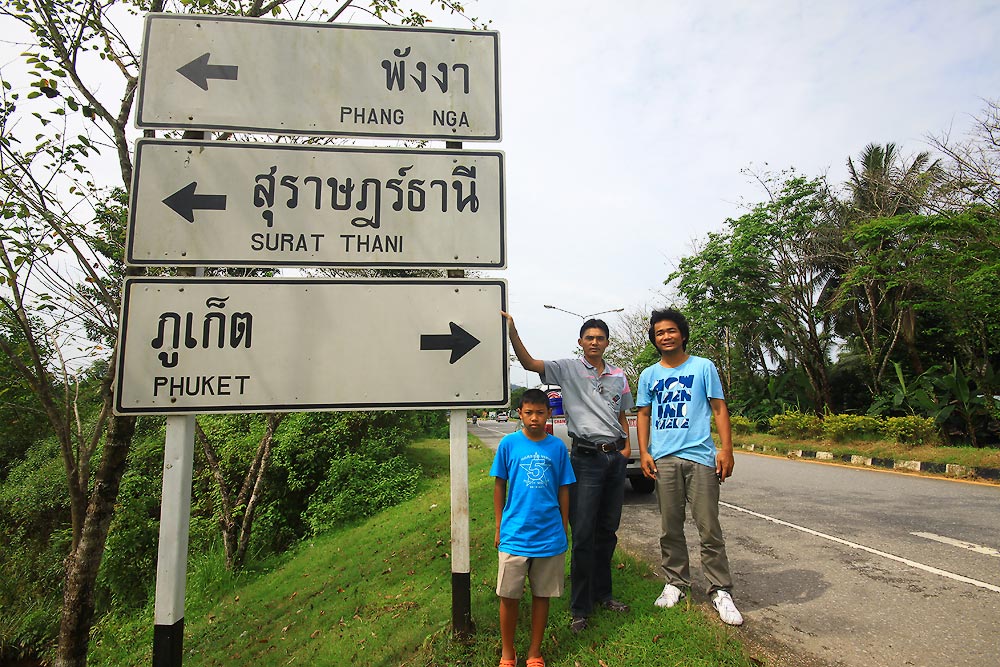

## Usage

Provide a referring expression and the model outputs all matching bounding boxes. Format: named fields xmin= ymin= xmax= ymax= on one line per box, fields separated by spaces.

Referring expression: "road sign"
xmin=114 ymin=277 xmax=508 ymax=414
xmin=136 ymin=14 xmax=501 ymax=140
xmin=126 ymin=139 xmax=506 ymax=268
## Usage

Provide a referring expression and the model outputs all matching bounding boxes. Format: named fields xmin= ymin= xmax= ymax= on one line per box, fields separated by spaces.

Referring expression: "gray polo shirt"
xmin=541 ymin=358 xmax=634 ymax=444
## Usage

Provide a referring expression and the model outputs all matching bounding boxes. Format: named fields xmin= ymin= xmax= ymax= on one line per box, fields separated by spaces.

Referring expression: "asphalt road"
xmin=470 ymin=420 xmax=1000 ymax=667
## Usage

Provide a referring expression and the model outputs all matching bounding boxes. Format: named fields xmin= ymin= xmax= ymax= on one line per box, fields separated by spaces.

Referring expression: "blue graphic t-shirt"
xmin=636 ymin=355 xmax=725 ymax=468
xmin=489 ymin=431 xmax=576 ymax=557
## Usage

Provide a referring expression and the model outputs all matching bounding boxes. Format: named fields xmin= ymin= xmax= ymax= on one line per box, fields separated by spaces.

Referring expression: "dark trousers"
xmin=568 ymin=448 xmax=626 ymax=617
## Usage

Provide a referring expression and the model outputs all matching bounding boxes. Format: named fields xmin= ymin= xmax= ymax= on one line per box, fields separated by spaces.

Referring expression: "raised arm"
xmin=500 ymin=311 xmax=545 ymax=374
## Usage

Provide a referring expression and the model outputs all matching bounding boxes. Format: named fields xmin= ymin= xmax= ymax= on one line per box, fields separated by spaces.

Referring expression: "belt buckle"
xmin=599 ymin=442 xmax=615 ymax=453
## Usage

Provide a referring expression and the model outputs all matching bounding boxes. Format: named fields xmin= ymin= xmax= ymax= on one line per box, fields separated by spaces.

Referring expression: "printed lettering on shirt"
xmin=519 ymin=452 xmax=554 ymax=488
xmin=652 ymin=374 xmax=694 ymax=430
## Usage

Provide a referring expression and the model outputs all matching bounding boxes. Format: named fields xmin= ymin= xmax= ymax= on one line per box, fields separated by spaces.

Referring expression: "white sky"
xmin=3 ymin=0 xmax=999 ymax=386
xmin=473 ymin=0 xmax=1000 ymax=383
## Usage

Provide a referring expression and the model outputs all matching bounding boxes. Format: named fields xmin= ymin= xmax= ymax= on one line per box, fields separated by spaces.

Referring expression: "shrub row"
xmin=763 ymin=411 xmax=938 ymax=445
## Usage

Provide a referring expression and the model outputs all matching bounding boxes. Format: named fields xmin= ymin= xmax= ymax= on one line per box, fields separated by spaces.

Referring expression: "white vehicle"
xmin=546 ymin=416 xmax=655 ymax=494
xmin=496 ymin=411 xmax=509 ymax=422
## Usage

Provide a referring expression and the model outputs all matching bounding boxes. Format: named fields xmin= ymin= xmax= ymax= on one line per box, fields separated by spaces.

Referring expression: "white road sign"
xmin=114 ymin=278 xmax=508 ymax=414
xmin=136 ymin=14 xmax=501 ymax=140
xmin=126 ymin=139 xmax=506 ymax=268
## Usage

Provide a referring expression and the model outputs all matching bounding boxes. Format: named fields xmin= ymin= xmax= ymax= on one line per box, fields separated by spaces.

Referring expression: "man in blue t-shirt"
xmin=636 ymin=308 xmax=744 ymax=626
xmin=491 ymin=388 xmax=576 ymax=667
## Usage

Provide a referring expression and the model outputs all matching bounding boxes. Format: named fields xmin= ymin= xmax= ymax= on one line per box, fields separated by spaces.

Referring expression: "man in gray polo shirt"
xmin=501 ymin=311 xmax=633 ymax=633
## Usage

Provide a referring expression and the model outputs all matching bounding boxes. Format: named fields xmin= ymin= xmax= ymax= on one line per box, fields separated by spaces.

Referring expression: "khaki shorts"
xmin=496 ymin=551 xmax=566 ymax=599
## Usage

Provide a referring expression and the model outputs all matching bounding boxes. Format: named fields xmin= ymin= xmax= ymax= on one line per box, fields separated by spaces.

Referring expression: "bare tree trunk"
xmin=54 ymin=414 xmax=136 ymax=667
xmin=198 ymin=413 xmax=285 ymax=570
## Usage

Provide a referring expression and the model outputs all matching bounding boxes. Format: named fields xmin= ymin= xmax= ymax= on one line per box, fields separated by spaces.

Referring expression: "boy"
xmin=636 ymin=308 xmax=744 ymax=626
xmin=491 ymin=388 xmax=576 ymax=667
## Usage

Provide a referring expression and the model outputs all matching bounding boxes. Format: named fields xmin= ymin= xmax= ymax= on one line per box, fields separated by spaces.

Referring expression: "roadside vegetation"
xmin=87 ymin=437 xmax=756 ymax=667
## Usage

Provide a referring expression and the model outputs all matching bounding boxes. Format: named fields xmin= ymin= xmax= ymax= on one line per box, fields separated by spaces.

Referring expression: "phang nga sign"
xmin=136 ymin=14 xmax=501 ymax=140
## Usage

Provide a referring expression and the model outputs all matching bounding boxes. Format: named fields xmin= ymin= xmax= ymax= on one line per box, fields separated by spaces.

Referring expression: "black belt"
xmin=572 ymin=437 xmax=625 ymax=453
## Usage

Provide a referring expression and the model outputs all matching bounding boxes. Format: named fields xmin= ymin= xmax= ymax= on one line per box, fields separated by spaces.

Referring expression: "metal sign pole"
xmin=150 ymin=168 xmax=205 ymax=666
xmin=447 ymin=141 xmax=474 ymax=639
xmin=152 ymin=414 xmax=195 ymax=667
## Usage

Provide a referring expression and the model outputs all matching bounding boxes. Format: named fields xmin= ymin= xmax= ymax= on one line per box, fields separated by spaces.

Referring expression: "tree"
xmin=604 ymin=304 xmax=655 ymax=392
xmin=670 ymin=171 xmax=837 ymax=412
xmin=0 ymin=1 xmax=484 ymax=664
xmin=927 ymin=98 xmax=1000 ymax=216
xmin=196 ymin=413 xmax=286 ymax=570
xmin=831 ymin=144 xmax=945 ymax=390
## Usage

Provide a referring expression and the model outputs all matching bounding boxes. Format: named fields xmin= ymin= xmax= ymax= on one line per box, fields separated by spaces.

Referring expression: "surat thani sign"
xmin=127 ymin=139 xmax=506 ymax=268
xmin=114 ymin=277 xmax=509 ymax=414
xmin=135 ymin=14 xmax=501 ymax=140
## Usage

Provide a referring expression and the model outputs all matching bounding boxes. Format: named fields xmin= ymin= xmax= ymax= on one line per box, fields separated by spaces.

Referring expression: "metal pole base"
xmin=451 ymin=572 xmax=474 ymax=639
xmin=153 ymin=618 xmax=184 ymax=667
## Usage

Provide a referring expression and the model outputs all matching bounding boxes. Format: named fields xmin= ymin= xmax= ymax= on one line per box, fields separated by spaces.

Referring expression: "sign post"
xmin=131 ymin=13 xmax=505 ymax=661
xmin=152 ymin=415 xmax=195 ymax=667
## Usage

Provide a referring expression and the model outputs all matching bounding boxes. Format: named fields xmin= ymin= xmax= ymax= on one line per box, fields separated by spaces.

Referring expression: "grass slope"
xmin=90 ymin=438 xmax=755 ymax=666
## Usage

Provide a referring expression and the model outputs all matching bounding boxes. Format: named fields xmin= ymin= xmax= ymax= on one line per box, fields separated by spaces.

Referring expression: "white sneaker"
xmin=712 ymin=590 xmax=744 ymax=626
xmin=654 ymin=583 xmax=684 ymax=608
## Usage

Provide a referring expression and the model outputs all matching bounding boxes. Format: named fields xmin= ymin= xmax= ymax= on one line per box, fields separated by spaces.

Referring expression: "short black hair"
xmin=648 ymin=308 xmax=689 ymax=350
xmin=519 ymin=388 xmax=551 ymax=410
xmin=579 ymin=318 xmax=610 ymax=339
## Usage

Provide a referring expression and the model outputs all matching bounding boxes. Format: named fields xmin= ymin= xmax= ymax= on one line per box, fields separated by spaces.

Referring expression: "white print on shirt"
xmin=652 ymin=374 xmax=693 ymax=430
xmin=518 ymin=452 xmax=554 ymax=489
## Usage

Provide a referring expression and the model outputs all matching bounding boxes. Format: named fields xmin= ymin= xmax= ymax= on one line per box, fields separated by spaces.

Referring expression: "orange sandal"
xmin=526 ymin=658 xmax=545 ymax=667
xmin=498 ymin=657 xmax=516 ymax=667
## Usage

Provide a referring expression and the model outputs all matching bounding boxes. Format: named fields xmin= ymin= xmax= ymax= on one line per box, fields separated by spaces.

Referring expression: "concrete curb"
xmin=736 ymin=443 xmax=1000 ymax=483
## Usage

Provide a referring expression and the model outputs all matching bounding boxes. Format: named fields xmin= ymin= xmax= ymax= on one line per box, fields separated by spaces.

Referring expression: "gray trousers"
xmin=654 ymin=456 xmax=733 ymax=594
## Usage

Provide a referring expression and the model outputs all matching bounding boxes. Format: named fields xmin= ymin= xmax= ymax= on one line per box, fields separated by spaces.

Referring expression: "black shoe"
xmin=600 ymin=598 xmax=630 ymax=613
xmin=569 ymin=616 xmax=588 ymax=633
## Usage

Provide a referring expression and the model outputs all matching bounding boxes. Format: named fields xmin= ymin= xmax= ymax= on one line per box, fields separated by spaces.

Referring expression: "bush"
xmin=821 ymin=414 xmax=883 ymax=442
xmin=303 ymin=453 xmax=421 ymax=534
xmin=882 ymin=416 xmax=939 ymax=445
xmin=768 ymin=410 xmax=822 ymax=439
xmin=729 ymin=414 xmax=756 ymax=435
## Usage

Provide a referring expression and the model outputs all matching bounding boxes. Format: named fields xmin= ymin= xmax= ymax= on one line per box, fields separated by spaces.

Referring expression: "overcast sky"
xmin=462 ymin=0 xmax=1000 ymax=385
xmin=3 ymin=1 xmax=999 ymax=387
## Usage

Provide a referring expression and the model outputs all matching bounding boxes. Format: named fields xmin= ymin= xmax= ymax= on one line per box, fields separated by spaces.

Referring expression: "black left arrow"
xmin=176 ymin=53 xmax=239 ymax=91
xmin=420 ymin=322 xmax=481 ymax=364
xmin=162 ymin=182 xmax=227 ymax=223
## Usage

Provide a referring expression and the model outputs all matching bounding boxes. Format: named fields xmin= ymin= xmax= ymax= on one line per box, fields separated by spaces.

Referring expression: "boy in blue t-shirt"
xmin=490 ymin=389 xmax=576 ymax=667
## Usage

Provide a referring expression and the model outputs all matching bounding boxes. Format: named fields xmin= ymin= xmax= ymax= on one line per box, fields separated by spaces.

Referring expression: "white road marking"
xmin=911 ymin=532 xmax=1000 ymax=558
xmin=720 ymin=501 xmax=1000 ymax=594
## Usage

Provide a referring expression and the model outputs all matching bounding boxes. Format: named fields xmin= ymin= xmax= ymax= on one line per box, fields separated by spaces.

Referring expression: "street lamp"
xmin=543 ymin=304 xmax=625 ymax=319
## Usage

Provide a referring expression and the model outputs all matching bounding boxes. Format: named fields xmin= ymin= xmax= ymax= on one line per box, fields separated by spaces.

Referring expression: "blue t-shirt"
xmin=636 ymin=355 xmax=725 ymax=468
xmin=489 ymin=431 xmax=576 ymax=557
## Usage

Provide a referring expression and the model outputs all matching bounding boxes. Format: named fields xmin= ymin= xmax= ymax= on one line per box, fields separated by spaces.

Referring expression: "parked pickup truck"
xmin=546 ymin=416 xmax=655 ymax=493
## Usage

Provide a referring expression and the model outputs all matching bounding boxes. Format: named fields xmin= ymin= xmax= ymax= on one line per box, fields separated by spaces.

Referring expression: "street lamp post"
xmin=543 ymin=304 xmax=625 ymax=319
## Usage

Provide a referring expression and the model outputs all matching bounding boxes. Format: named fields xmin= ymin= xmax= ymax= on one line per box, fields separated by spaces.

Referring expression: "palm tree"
xmin=832 ymin=143 xmax=945 ymax=390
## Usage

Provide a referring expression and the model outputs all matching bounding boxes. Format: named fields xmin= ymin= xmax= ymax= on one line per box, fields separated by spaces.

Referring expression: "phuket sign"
xmin=136 ymin=14 xmax=501 ymax=140
xmin=114 ymin=278 xmax=509 ymax=414
xmin=127 ymin=139 xmax=506 ymax=268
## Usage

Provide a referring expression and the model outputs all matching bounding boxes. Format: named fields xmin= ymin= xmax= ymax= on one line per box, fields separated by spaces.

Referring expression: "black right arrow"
xmin=420 ymin=322 xmax=481 ymax=364
xmin=162 ymin=182 xmax=227 ymax=223
xmin=176 ymin=53 xmax=239 ymax=91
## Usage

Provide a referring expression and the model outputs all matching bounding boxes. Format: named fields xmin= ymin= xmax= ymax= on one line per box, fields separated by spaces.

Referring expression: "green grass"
xmin=89 ymin=437 xmax=757 ymax=666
